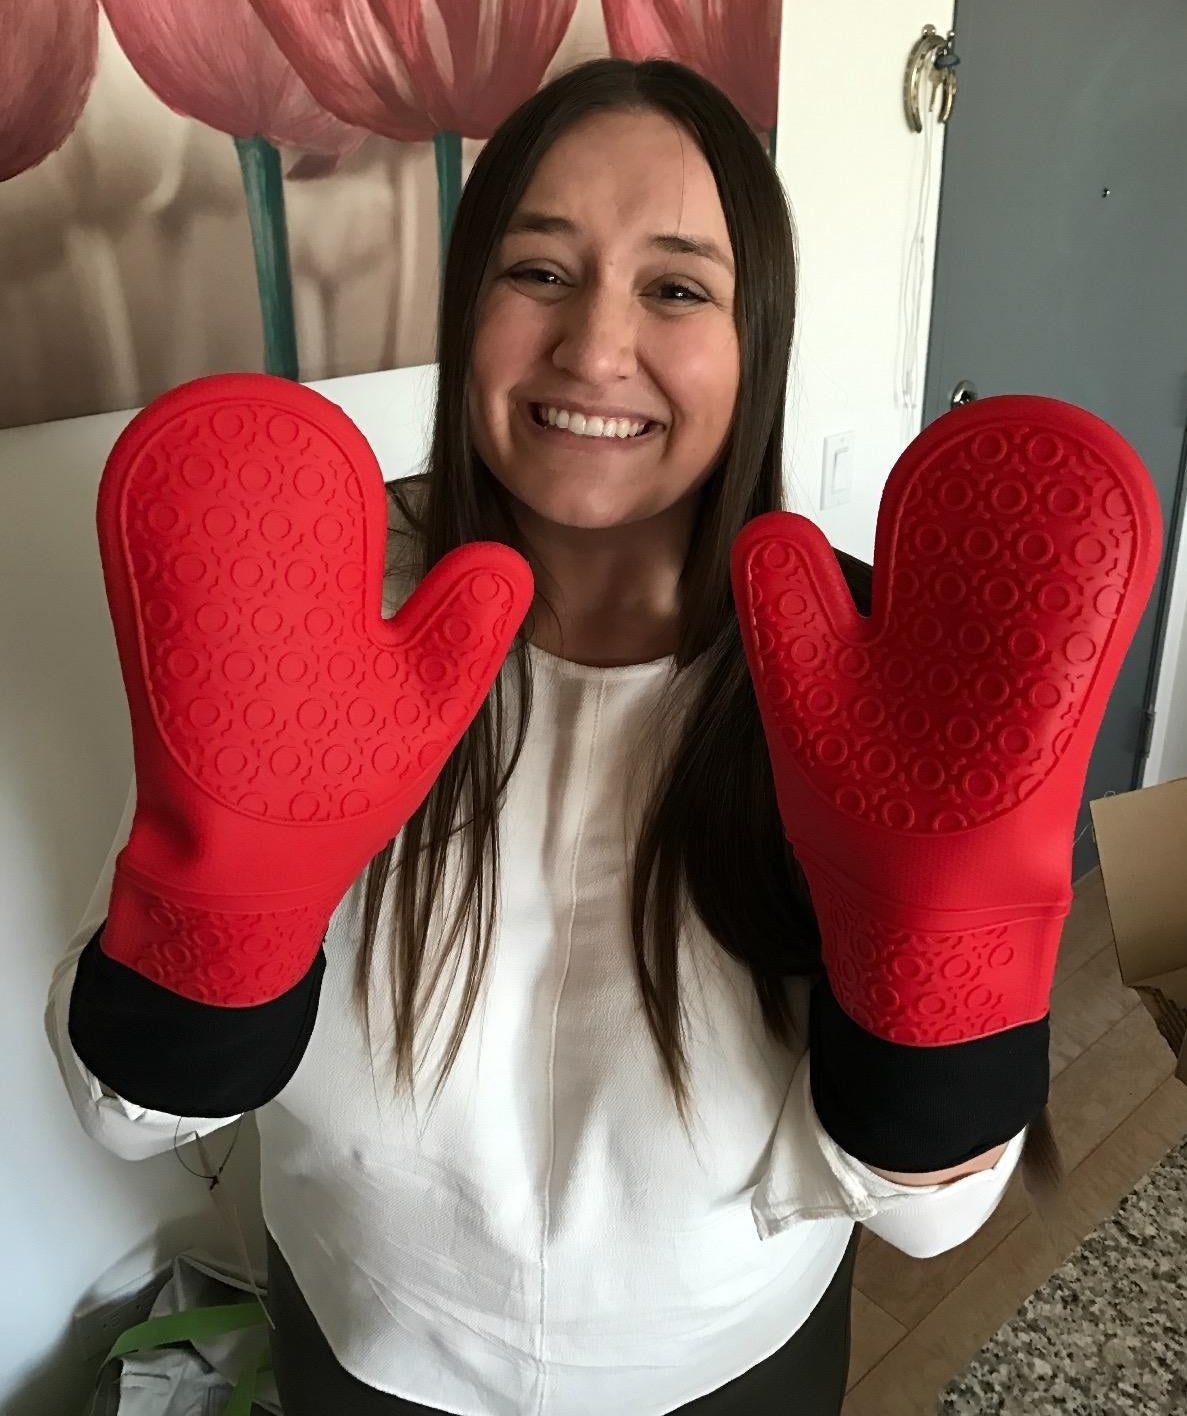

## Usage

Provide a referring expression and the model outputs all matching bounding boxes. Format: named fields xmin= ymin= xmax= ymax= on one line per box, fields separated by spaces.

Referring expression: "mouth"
xmin=525 ymin=402 xmax=662 ymax=444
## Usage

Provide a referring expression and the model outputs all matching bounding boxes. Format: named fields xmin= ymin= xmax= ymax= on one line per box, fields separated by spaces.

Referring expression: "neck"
xmin=512 ymin=496 xmax=697 ymax=668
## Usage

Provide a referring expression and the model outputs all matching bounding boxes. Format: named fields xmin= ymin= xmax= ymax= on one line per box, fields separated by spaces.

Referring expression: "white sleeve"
xmin=43 ymin=782 xmax=242 ymax=1162
xmin=751 ymin=1048 xmax=1025 ymax=1258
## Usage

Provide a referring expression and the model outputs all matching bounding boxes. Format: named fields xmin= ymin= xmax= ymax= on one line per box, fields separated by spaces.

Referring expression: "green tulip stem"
xmin=434 ymin=129 xmax=463 ymax=267
xmin=233 ymin=134 xmax=300 ymax=381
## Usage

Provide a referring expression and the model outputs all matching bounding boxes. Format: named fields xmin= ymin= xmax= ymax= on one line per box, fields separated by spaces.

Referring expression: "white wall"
xmin=775 ymin=1 xmax=955 ymax=545
xmin=7 ymin=7 xmax=1187 ymax=1412
xmin=1150 ymin=561 xmax=1187 ymax=783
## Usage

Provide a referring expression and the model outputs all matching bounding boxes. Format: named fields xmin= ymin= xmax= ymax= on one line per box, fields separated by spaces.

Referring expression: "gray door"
xmin=923 ymin=0 xmax=1187 ymax=882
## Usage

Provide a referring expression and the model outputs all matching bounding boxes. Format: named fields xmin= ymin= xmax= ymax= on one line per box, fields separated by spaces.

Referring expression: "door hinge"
xmin=1137 ymin=706 xmax=1156 ymax=763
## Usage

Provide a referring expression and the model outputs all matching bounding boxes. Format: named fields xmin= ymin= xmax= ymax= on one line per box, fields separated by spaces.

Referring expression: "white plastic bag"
xmin=84 ymin=1250 xmax=280 ymax=1416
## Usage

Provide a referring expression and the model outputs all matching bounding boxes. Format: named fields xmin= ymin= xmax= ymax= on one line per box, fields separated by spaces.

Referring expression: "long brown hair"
xmin=356 ymin=57 xmax=1063 ymax=1213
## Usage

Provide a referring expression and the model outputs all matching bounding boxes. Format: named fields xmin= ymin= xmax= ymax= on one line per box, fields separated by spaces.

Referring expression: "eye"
xmin=653 ymin=280 xmax=709 ymax=305
xmin=507 ymin=265 xmax=564 ymax=287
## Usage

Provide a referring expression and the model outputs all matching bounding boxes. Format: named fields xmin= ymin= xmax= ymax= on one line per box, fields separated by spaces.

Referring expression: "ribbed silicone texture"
xmin=731 ymin=395 xmax=1162 ymax=1046
xmin=97 ymin=373 xmax=534 ymax=1007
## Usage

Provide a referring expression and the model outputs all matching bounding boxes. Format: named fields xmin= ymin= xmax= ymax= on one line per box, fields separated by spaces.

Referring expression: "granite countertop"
xmin=938 ymin=1132 xmax=1187 ymax=1414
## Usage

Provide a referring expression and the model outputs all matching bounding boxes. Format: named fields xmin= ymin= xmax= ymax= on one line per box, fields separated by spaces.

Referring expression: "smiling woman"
xmin=467 ymin=105 xmax=742 ymax=665
xmin=54 ymin=55 xmax=1057 ymax=1416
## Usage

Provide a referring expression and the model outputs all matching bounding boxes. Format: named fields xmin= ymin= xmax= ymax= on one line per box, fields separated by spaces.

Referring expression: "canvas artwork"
xmin=0 ymin=0 xmax=780 ymax=430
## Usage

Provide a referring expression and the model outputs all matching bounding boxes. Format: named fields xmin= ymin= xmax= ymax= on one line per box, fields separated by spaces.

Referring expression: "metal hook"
xmin=904 ymin=24 xmax=960 ymax=132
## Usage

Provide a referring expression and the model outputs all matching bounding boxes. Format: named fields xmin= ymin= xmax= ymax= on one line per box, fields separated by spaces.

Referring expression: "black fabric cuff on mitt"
xmin=68 ymin=924 xmax=326 ymax=1118
xmin=808 ymin=971 xmax=1050 ymax=1173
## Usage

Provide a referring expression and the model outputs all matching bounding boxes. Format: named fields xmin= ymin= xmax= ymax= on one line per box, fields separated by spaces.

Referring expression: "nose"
xmin=550 ymin=284 xmax=639 ymax=385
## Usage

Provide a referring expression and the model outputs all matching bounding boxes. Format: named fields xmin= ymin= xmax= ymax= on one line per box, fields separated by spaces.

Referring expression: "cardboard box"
xmin=1089 ymin=775 xmax=1187 ymax=1086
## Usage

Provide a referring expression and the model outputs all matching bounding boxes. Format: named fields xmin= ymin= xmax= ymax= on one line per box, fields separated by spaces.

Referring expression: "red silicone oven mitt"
xmin=731 ymin=395 xmax=1162 ymax=1047
xmin=97 ymin=373 xmax=534 ymax=1008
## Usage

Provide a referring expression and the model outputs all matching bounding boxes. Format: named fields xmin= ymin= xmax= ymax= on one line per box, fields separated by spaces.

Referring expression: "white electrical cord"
xmin=896 ymin=87 xmax=939 ymax=448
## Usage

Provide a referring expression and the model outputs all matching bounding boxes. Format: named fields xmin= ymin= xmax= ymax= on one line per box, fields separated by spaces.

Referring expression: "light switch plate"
xmin=821 ymin=432 xmax=854 ymax=509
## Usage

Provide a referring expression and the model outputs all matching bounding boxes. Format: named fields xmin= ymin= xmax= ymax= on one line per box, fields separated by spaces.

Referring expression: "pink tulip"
xmin=101 ymin=0 xmax=371 ymax=378
xmin=249 ymin=0 xmax=578 ymax=140
xmin=101 ymin=0 xmax=366 ymax=159
xmin=602 ymin=0 xmax=780 ymax=135
xmin=1 ymin=0 xmax=99 ymax=182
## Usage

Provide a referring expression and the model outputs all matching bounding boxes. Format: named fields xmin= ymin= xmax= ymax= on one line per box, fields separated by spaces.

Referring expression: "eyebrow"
xmin=503 ymin=210 xmax=735 ymax=274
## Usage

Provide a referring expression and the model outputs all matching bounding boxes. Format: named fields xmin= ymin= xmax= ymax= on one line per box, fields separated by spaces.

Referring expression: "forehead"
xmin=514 ymin=108 xmax=730 ymax=247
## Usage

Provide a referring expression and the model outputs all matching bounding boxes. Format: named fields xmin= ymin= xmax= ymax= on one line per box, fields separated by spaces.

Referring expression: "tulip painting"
xmin=1 ymin=0 xmax=99 ymax=182
xmin=250 ymin=0 xmax=578 ymax=257
xmin=602 ymin=0 xmax=780 ymax=154
xmin=102 ymin=0 xmax=367 ymax=380
xmin=1 ymin=0 xmax=787 ymax=429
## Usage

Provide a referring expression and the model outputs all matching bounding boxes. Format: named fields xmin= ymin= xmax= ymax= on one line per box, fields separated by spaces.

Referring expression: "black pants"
xmin=267 ymin=1224 xmax=859 ymax=1415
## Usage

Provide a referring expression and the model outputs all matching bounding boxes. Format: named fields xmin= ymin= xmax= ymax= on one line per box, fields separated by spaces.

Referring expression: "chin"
xmin=517 ymin=492 xmax=644 ymax=531
xmin=518 ymin=499 xmax=591 ymax=526
xmin=497 ymin=471 xmax=650 ymax=530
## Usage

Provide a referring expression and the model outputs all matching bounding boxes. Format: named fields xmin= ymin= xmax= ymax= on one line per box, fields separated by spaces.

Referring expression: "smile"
xmin=528 ymin=403 xmax=660 ymax=441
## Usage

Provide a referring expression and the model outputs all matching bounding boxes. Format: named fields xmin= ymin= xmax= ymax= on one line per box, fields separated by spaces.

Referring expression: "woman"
xmin=49 ymin=59 xmax=1062 ymax=1415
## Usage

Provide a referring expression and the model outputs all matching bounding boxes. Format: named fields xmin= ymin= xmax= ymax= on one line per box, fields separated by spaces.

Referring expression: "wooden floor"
xmin=842 ymin=865 xmax=1187 ymax=1415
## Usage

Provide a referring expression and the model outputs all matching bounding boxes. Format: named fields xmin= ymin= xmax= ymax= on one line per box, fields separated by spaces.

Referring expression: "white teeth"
xmin=540 ymin=405 xmax=648 ymax=439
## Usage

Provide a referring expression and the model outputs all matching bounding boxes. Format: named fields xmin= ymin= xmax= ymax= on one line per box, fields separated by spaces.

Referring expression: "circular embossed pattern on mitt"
xmin=118 ymin=398 xmax=520 ymax=823
xmin=743 ymin=418 xmax=1144 ymax=834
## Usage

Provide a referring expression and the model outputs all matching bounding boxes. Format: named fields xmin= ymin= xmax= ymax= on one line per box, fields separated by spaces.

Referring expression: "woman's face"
xmin=468 ymin=107 xmax=741 ymax=534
